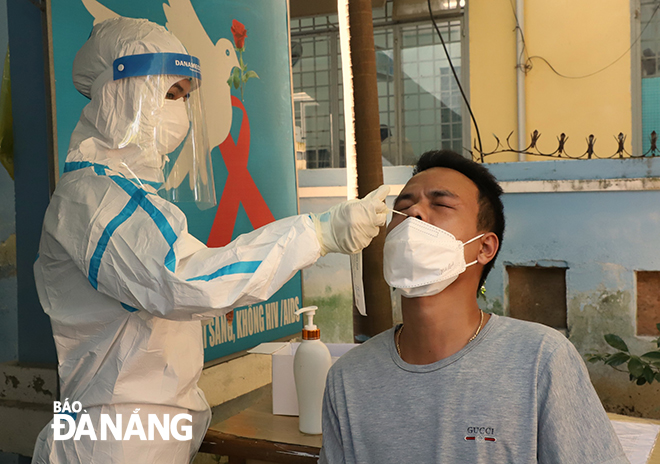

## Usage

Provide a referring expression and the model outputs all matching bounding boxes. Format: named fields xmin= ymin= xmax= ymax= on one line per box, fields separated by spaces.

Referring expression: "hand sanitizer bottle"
xmin=293 ymin=305 xmax=332 ymax=435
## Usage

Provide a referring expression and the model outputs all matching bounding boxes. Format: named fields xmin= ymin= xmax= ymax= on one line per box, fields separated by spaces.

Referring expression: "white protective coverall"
xmin=31 ymin=18 xmax=388 ymax=464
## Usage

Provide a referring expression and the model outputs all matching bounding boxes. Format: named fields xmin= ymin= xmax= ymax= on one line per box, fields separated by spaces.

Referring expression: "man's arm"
xmin=537 ymin=339 xmax=629 ymax=464
xmin=320 ymin=372 xmax=346 ymax=464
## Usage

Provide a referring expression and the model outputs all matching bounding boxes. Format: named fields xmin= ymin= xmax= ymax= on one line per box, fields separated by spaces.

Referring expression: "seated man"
xmin=320 ymin=150 xmax=628 ymax=464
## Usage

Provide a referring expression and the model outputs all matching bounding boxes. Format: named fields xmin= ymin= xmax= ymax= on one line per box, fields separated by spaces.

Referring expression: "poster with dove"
xmin=51 ymin=0 xmax=303 ymax=362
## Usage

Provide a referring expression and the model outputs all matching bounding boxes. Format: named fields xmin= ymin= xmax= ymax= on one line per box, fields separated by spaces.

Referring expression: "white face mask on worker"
xmin=155 ymin=99 xmax=190 ymax=155
xmin=383 ymin=217 xmax=483 ymax=298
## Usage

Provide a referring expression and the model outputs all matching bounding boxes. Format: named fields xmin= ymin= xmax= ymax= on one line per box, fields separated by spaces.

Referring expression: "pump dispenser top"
xmin=295 ymin=306 xmax=320 ymax=340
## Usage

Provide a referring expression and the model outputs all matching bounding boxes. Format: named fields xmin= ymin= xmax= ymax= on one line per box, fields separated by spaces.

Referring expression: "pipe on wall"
xmin=516 ymin=0 xmax=526 ymax=161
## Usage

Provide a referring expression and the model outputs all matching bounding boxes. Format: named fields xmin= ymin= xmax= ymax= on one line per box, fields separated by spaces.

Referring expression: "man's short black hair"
xmin=412 ymin=150 xmax=505 ymax=290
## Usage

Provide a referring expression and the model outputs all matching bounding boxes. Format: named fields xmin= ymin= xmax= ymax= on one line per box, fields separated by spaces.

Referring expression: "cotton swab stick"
xmin=389 ymin=208 xmax=409 ymax=217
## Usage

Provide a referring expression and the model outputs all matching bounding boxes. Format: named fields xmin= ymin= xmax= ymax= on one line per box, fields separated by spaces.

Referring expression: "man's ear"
xmin=477 ymin=232 xmax=499 ymax=265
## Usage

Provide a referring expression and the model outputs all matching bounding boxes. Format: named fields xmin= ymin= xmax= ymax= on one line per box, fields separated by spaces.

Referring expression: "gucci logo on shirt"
xmin=465 ymin=426 xmax=497 ymax=442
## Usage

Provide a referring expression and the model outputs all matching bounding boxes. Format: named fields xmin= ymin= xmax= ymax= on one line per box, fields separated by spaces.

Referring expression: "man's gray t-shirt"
xmin=320 ymin=314 xmax=628 ymax=464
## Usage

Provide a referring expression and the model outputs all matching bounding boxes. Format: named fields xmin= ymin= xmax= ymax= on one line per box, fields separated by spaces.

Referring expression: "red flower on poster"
xmin=227 ymin=19 xmax=259 ymax=101
xmin=231 ymin=20 xmax=247 ymax=50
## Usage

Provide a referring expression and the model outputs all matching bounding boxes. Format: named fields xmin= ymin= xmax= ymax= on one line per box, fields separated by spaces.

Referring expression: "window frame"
xmin=290 ymin=6 xmax=468 ymax=168
xmin=632 ymin=0 xmax=643 ymax=157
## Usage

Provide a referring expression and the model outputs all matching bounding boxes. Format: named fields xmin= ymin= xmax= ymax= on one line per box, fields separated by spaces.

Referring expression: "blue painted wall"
xmin=482 ymin=158 xmax=660 ymax=319
xmin=7 ymin=0 xmax=56 ymax=364
xmin=482 ymin=158 xmax=660 ymax=418
xmin=0 ymin=0 xmax=40 ymax=461
xmin=0 ymin=0 xmax=16 ymax=368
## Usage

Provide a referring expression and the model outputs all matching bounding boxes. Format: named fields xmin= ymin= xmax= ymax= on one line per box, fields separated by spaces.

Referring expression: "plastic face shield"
xmin=113 ymin=52 xmax=216 ymax=209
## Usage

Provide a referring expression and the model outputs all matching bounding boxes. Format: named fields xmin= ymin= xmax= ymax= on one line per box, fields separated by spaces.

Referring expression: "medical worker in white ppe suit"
xmin=31 ymin=17 xmax=389 ymax=464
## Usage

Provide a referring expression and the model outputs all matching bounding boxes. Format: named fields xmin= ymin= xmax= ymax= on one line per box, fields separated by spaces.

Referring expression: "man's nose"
xmin=405 ymin=203 xmax=427 ymax=222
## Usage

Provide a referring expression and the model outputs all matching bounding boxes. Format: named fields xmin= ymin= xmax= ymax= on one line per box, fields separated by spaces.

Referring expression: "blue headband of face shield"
xmin=113 ymin=53 xmax=202 ymax=81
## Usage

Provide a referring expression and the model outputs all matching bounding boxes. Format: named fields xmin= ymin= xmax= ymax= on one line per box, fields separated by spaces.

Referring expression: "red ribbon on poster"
xmin=207 ymin=96 xmax=275 ymax=248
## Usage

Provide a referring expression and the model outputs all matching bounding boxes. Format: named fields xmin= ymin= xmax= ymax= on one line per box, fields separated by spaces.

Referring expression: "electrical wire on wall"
xmin=511 ymin=0 xmax=660 ymax=80
xmin=508 ymin=0 xmax=530 ymax=74
xmin=427 ymin=0 xmax=483 ymax=156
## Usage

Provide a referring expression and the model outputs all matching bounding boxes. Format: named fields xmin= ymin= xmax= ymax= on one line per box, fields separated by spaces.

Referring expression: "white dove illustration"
xmin=80 ymin=0 xmax=240 ymax=191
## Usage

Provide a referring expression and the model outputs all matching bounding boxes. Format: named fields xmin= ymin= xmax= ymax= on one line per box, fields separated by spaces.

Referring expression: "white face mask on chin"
xmin=383 ymin=217 xmax=484 ymax=298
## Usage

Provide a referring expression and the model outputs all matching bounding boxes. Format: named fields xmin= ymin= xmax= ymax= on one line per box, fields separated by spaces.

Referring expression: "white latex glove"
xmin=311 ymin=185 xmax=390 ymax=255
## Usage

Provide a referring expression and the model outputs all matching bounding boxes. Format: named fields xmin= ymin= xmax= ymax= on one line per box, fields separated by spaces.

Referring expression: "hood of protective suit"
xmin=67 ymin=17 xmax=188 ymax=183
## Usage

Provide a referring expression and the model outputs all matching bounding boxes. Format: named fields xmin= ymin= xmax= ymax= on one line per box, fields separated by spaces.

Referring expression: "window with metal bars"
xmin=290 ymin=2 xmax=465 ymax=168
xmin=641 ymin=0 xmax=660 ymax=154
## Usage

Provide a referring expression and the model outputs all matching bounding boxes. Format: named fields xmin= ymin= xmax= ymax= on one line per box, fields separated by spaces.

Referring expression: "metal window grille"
xmin=291 ymin=2 xmax=464 ymax=168
xmin=641 ymin=1 xmax=660 ymax=153
xmin=641 ymin=1 xmax=660 ymax=78
xmin=400 ymin=21 xmax=463 ymax=162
